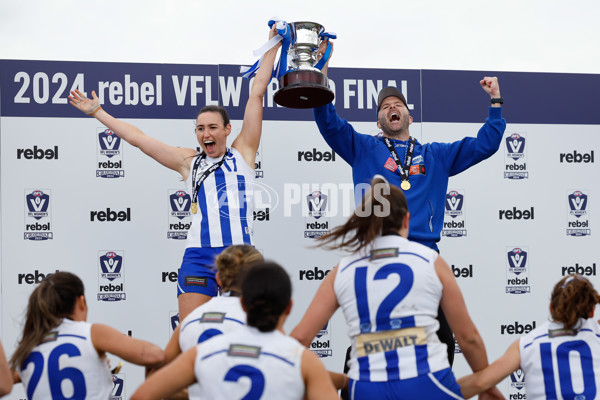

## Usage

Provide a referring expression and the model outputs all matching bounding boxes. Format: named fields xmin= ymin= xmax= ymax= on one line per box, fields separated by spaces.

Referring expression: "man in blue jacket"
xmin=314 ymin=80 xmax=505 ymax=251
xmin=313 ymin=59 xmax=506 ymax=373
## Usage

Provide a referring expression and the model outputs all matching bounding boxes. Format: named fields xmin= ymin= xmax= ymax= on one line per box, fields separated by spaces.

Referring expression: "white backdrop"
xmin=1 ymin=57 xmax=599 ymax=400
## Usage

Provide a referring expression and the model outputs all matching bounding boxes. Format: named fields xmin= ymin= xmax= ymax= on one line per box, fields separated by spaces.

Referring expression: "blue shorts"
xmin=177 ymin=247 xmax=224 ymax=297
xmin=349 ymin=368 xmax=463 ymax=400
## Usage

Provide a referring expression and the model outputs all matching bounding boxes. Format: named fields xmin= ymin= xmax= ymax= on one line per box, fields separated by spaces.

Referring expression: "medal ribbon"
xmin=240 ymin=18 xmax=337 ymax=80
xmin=191 ymin=149 xmax=230 ymax=209
xmin=383 ymin=137 xmax=415 ymax=185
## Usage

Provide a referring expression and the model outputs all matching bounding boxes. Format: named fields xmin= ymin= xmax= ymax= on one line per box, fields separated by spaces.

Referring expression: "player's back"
xmin=18 ymin=319 xmax=112 ymax=400
xmin=334 ymin=234 xmax=449 ymax=381
xmin=520 ymin=318 xmax=600 ymax=399
xmin=195 ymin=325 xmax=305 ymax=400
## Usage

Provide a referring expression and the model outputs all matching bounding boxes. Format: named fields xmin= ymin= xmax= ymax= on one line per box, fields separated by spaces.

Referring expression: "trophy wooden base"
xmin=274 ymin=70 xmax=334 ymax=109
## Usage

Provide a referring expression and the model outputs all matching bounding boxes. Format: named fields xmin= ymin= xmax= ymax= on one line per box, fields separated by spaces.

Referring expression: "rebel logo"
xmin=100 ymin=252 xmax=123 ymax=281
xmin=90 ymin=208 xmax=131 ymax=222
xmin=499 ymin=207 xmax=534 ymax=220
xmin=500 ymin=321 xmax=536 ymax=335
xmin=98 ymin=129 xmax=121 ymax=157
xmin=18 ymin=269 xmax=60 ymax=284
xmin=253 ymin=208 xmax=270 ymax=221
xmin=162 ymin=271 xmax=178 ymax=282
xmin=26 ymin=190 xmax=50 ymax=220
xmin=297 ymin=148 xmax=336 ymax=162
xmin=561 ymin=263 xmax=596 ymax=276
xmin=452 ymin=264 xmax=473 ymax=278
xmin=307 ymin=191 xmax=327 ymax=219
xmin=445 ymin=191 xmax=463 ymax=217
xmin=508 ymin=248 xmax=527 ymax=275
xmin=299 ymin=267 xmax=331 ymax=280
xmin=170 ymin=191 xmax=191 ymax=219
xmin=17 ymin=146 xmax=58 ymax=160
xmin=560 ymin=150 xmax=594 ymax=163
xmin=506 ymin=134 xmax=525 ymax=160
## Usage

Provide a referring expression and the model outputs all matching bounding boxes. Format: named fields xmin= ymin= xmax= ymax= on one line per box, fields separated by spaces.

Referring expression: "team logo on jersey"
xmin=442 ymin=190 xmax=467 ymax=237
xmin=24 ymin=189 xmax=54 ymax=240
xmin=97 ymin=129 xmax=125 ymax=178
xmin=504 ymin=133 xmax=529 ymax=180
xmin=305 ymin=191 xmax=330 ymax=239
xmin=167 ymin=190 xmax=192 ymax=240
xmin=111 ymin=374 xmax=125 ymax=400
xmin=567 ymin=190 xmax=591 ymax=236
xmin=98 ymin=250 xmax=126 ymax=301
xmin=506 ymin=247 xmax=531 ymax=294
xmin=311 ymin=321 xmax=333 ymax=358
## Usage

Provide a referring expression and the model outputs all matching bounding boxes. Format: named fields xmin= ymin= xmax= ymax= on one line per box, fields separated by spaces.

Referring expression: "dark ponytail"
xmin=10 ymin=271 xmax=84 ymax=370
xmin=317 ymin=175 xmax=408 ymax=252
xmin=241 ymin=262 xmax=291 ymax=332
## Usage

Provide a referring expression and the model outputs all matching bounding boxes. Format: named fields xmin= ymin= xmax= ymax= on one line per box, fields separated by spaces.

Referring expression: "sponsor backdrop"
xmin=1 ymin=59 xmax=598 ymax=399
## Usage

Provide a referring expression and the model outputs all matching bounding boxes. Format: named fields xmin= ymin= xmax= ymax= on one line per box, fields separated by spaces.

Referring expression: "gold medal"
xmin=401 ymin=181 xmax=411 ymax=191
xmin=191 ymin=202 xmax=198 ymax=214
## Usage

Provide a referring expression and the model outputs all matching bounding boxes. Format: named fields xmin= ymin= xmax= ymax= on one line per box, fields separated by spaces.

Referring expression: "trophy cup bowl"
xmin=273 ymin=21 xmax=334 ymax=109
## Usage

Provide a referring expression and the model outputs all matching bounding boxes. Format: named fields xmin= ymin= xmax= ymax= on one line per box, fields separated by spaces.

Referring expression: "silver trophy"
xmin=273 ymin=21 xmax=334 ymax=109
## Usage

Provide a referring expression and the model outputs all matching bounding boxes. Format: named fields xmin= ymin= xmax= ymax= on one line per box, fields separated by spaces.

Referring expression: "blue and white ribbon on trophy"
xmin=240 ymin=18 xmax=336 ymax=80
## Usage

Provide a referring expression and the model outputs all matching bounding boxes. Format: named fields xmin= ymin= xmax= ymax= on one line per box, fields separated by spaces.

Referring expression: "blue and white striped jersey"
xmin=185 ymin=147 xmax=255 ymax=248
xmin=334 ymin=235 xmax=450 ymax=382
xmin=18 ymin=319 xmax=112 ymax=400
xmin=519 ymin=318 xmax=600 ymax=399
xmin=194 ymin=326 xmax=305 ymax=400
xmin=179 ymin=293 xmax=247 ymax=400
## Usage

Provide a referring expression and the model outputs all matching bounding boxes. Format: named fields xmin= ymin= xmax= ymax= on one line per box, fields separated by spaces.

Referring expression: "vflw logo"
xmin=510 ymin=369 xmax=526 ymax=390
xmin=506 ymin=134 xmax=525 ymax=159
xmin=99 ymin=129 xmax=122 ymax=157
xmin=569 ymin=191 xmax=587 ymax=217
xmin=307 ymin=191 xmax=327 ymax=219
xmin=445 ymin=191 xmax=463 ymax=217
xmin=26 ymin=190 xmax=50 ymax=219
xmin=170 ymin=191 xmax=191 ymax=219
xmin=100 ymin=252 xmax=123 ymax=281
xmin=508 ymin=248 xmax=527 ymax=275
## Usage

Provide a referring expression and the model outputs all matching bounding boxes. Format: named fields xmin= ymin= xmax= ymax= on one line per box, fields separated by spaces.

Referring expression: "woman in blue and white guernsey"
xmin=458 ymin=274 xmax=600 ymax=399
xmin=290 ymin=175 xmax=502 ymax=399
xmin=68 ymin=25 xmax=280 ymax=321
xmin=131 ymin=262 xmax=340 ymax=400
xmin=10 ymin=271 xmax=164 ymax=399
xmin=159 ymin=244 xmax=263 ymax=399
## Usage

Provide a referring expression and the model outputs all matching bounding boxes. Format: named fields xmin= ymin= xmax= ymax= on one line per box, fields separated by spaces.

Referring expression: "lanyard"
xmin=190 ymin=149 xmax=229 ymax=213
xmin=383 ymin=137 xmax=415 ymax=191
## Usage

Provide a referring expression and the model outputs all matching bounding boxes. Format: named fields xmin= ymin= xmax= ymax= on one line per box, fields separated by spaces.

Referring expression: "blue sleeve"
xmin=313 ymin=103 xmax=364 ymax=165
xmin=434 ymin=107 xmax=506 ymax=176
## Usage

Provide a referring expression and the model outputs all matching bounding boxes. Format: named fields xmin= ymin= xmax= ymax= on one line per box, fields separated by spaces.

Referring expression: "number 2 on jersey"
xmin=354 ymin=262 xmax=415 ymax=333
xmin=224 ymin=364 xmax=265 ymax=400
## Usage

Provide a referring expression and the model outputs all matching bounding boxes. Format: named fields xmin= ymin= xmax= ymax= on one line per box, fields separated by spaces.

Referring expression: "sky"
xmin=1 ymin=0 xmax=599 ymax=74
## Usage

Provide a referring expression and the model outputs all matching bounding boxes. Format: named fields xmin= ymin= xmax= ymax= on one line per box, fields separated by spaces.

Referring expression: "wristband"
xmin=490 ymin=97 xmax=503 ymax=105
xmin=87 ymin=105 xmax=102 ymax=116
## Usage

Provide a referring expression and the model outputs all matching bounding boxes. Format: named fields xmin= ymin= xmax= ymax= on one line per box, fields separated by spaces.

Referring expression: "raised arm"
xmin=91 ymin=324 xmax=164 ymax=368
xmin=232 ymin=26 xmax=282 ymax=167
xmin=69 ymin=89 xmax=197 ymax=180
xmin=290 ymin=266 xmax=339 ymax=347
xmin=435 ymin=256 xmax=504 ymax=399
